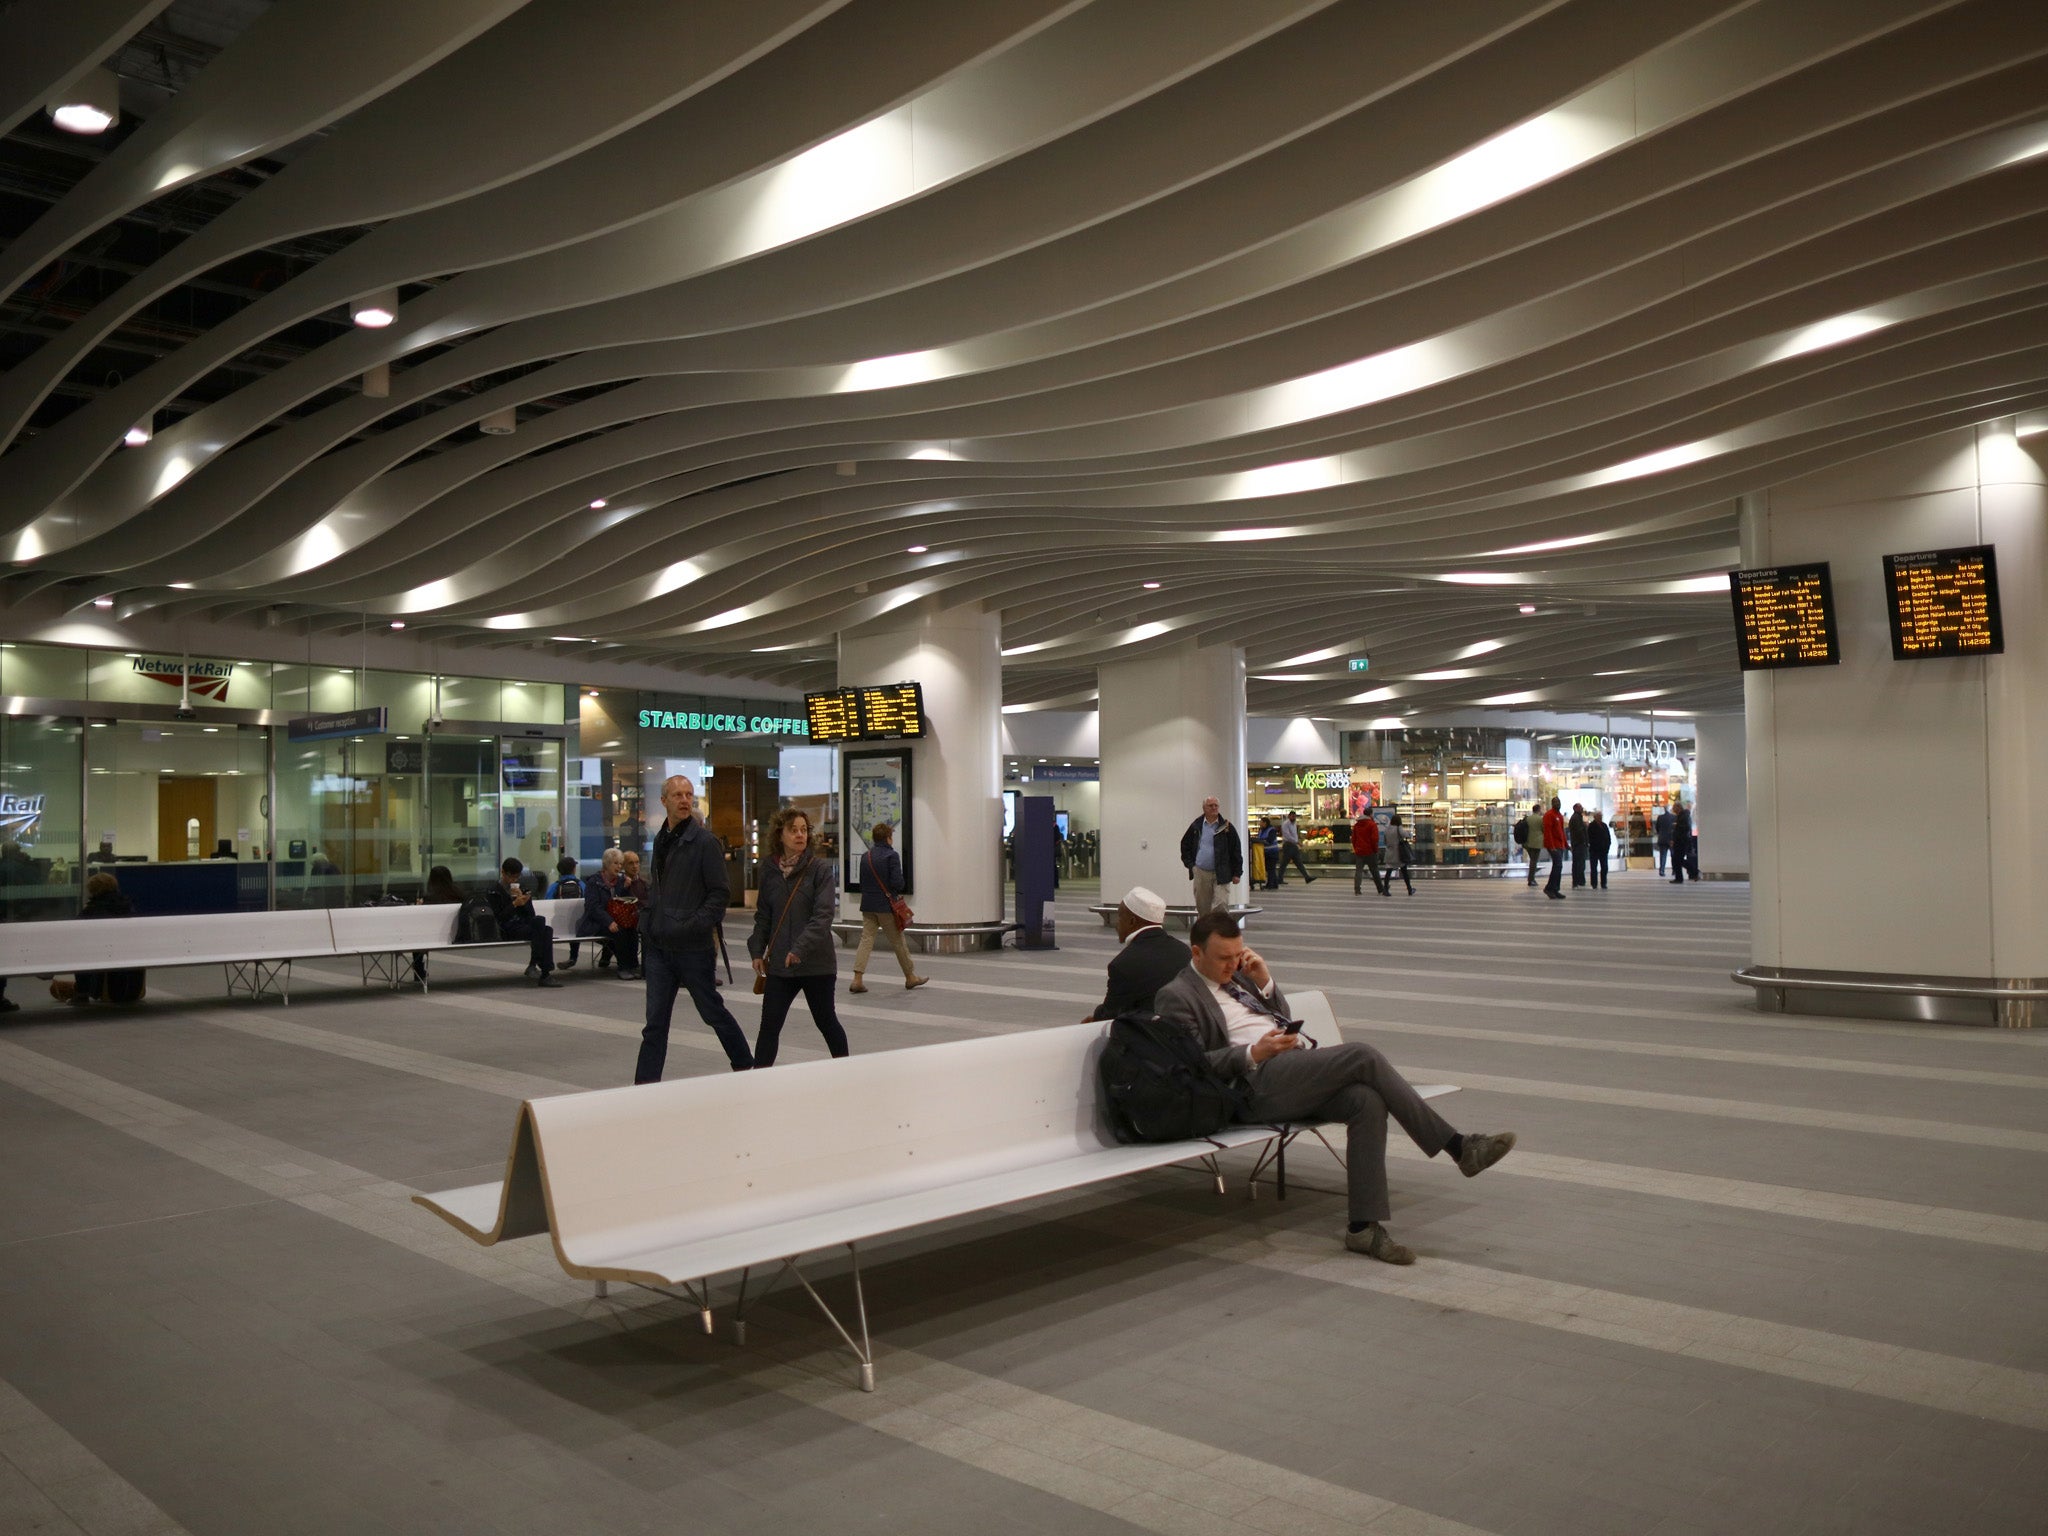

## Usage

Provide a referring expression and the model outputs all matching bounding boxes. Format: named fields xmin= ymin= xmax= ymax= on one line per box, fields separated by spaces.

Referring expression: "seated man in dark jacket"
xmin=1084 ymin=887 xmax=1188 ymax=1021
xmin=1153 ymin=911 xmax=1517 ymax=1266
xmin=485 ymin=858 xmax=560 ymax=987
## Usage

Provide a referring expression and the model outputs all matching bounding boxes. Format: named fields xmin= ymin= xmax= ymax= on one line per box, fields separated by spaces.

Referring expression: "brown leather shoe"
xmin=906 ymin=975 xmax=929 ymax=990
xmin=848 ymin=977 xmax=867 ymax=994
xmin=1457 ymin=1131 xmax=1517 ymax=1177
xmin=1343 ymin=1224 xmax=1415 ymax=1264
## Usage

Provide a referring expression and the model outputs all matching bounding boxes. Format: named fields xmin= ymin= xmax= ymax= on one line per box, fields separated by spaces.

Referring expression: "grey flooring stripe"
xmin=166 ymin=991 xmax=2048 ymax=1258
xmin=0 ymin=1376 xmax=191 ymax=1536
xmin=0 ymin=1037 xmax=1500 ymax=1536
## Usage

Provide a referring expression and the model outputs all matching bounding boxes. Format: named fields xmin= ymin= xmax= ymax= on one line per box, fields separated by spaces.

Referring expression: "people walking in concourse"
xmin=1587 ymin=810 xmax=1611 ymax=889
xmin=1384 ymin=812 xmax=1416 ymax=895
xmin=1179 ymin=796 xmax=1243 ymax=914
xmin=1542 ymin=796 xmax=1567 ymax=899
xmin=1519 ymin=805 xmax=1544 ymax=887
xmin=851 ymin=821 xmax=926 ymax=993
xmin=1670 ymin=800 xmax=1697 ymax=884
xmin=1084 ymin=887 xmax=1186 ymax=1021
xmin=749 ymin=807 xmax=849 ymax=1066
xmin=1351 ymin=808 xmax=1385 ymax=895
xmin=636 ymin=774 xmax=753 ymax=1081
xmin=1153 ymin=912 xmax=1517 ymax=1264
xmin=1654 ymin=802 xmax=1674 ymax=875
xmin=1567 ymin=803 xmax=1588 ymax=888
xmin=1274 ymin=812 xmax=1315 ymax=884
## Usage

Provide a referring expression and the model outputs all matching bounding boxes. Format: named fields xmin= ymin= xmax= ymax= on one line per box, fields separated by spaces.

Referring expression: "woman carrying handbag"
xmin=851 ymin=821 xmax=927 ymax=994
xmin=748 ymin=807 xmax=850 ymax=1066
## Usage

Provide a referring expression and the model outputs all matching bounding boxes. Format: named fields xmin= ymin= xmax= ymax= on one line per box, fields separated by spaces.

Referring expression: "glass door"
xmin=424 ymin=733 xmax=500 ymax=896
xmin=500 ymin=737 xmax=562 ymax=883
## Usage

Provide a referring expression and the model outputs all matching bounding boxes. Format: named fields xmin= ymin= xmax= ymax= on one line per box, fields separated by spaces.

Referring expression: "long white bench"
xmin=0 ymin=898 xmax=591 ymax=1003
xmin=414 ymin=990 xmax=1455 ymax=1391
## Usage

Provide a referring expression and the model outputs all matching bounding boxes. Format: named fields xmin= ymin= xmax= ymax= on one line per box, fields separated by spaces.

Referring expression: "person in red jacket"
xmin=1541 ymin=796 xmax=1567 ymax=900
xmin=1351 ymin=810 xmax=1385 ymax=896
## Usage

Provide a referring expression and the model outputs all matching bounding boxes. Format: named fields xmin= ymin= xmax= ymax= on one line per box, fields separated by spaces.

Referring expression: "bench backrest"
xmin=0 ymin=909 xmax=336 ymax=971
xmin=528 ymin=1020 xmax=1123 ymax=1266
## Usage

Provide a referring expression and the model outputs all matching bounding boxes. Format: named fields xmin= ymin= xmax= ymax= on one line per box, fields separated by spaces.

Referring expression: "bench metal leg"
xmin=633 ymin=1276 xmax=715 ymax=1334
xmin=1245 ymin=1130 xmax=1298 ymax=1200
xmin=359 ymin=951 xmax=420 ymax=991
xmin=783 ymin=1245 xmax=877 ymax=1392
xmin=224 ymin=959 xmax=291 ymax=1005
xmin=1197 ymin=1152 xmax=1224 ymax=1195
xmin=593 ymin=1279 xmax=607 ymax=1299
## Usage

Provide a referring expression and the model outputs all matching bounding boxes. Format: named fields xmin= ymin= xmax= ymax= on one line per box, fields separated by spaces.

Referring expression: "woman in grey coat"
xmin=748 ymin=806 xmax=848 ymax=1065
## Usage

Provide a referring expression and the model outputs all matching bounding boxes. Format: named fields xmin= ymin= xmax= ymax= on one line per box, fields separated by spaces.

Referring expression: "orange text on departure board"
xmin=1885 ymin=546 xmax=2002 ymax=658
xmin=1731 ymin=564 xmax=1838 ymax=668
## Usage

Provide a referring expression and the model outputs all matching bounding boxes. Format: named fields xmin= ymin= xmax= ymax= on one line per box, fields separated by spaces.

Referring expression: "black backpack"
xmin=1512 ymin=814 xmax=1529 ymax=845
xmin=454 ymin=895 xmax=500 ymax=944
xmin=1098 ymin=1011 xmax=1249 ymax=1144
xmin=555 ymin=877 xmax=583 ymax=898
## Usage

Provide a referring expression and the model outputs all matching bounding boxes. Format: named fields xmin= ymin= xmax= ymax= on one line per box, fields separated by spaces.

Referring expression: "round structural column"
xmin=1742 ymin=424 xmax=2046 ymax=1024
xmin=1098 ymin=641 xmax=1247 ymax=907
xmin=838 ymin=597 xmax=1003 ymax=930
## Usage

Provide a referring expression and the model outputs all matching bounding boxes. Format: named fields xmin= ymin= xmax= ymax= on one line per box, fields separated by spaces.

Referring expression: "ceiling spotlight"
xmin=907 ymin=544 xmax=928 ymax=554
xmin=1518 ymin=604 xmax=1537 ymax=614
xmin=589 ymin=498 xmax=608 ymax=509
xmin=92 ymin=597 xmax=114 ymax=609
xmin=388 ymin=620 xmax=405 ymax=630
xmin=1142 ymin=581 xmax=1162 ymax=590
xmin=350 ymin=289 xmax=397 ymax=328
xmin=48 ymin=68 xmax=118 ymax=134
xmin=123 ymin=420 xmax=151 ymax=448
xmin=480 ymin=407 xmax=516 ymax=436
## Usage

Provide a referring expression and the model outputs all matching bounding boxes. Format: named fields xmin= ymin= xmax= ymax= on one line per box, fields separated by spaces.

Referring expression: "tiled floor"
xmin=2 ymin=871 xmax=2045 ymax=1535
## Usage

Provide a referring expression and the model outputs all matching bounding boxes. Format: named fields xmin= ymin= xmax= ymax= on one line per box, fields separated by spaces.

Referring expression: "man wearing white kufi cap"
xmin=1084 ymin=887 xmax=1189 ymax=1022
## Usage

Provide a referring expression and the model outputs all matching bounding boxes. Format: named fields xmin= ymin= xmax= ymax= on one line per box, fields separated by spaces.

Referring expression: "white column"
xmin=1098 ymin=641 xmax=1247 ymax=904
xmin=838 ymin=597 xmax=1002 ymax=926
xmin=1744 ymin=423 xmax=2047 ymax=1014
xmin=1692 ymin=715 xmax=1748 ymax=878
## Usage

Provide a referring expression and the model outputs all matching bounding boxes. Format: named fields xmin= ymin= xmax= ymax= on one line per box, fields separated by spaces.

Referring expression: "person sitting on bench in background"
xmin=51 ymin=872 xmax=147 ymax=1006
xmin=1083 ymin=886 xmax=1186 ymax=1021
xmin=1152 ymin=911 xmax=1517 ymax=1265
xmin=487 ymin=857 xmax=560 ymax=988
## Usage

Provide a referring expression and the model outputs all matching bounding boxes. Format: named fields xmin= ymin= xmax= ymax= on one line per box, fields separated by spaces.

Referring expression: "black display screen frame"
xmin=803 ymin=687 xmax=863 ymax=744
xmin=1881 ymin=544 xmax=2004 ymax=661
xmin=1728 ymin=562 xmax=1842 ymax=671
xmin=856 ymin=680 xmax=927 ymax=740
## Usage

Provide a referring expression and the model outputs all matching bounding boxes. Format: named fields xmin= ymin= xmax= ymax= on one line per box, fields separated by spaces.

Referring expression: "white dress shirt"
xmin=1201 ymin=972 xmax=1279 ymax=1052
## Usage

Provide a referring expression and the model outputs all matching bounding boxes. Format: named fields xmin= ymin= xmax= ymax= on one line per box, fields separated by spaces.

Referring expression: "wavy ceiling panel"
xmin=5 ymin=0 xmax=2046 ymax=722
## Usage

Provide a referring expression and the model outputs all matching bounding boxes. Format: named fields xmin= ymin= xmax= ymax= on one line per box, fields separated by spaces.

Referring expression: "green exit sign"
xmin=1347 ymin=656 xmax=1371 ymax=672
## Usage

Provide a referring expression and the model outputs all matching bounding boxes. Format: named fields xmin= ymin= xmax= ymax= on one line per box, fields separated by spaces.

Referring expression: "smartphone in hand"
xmin=1278 ymin=1018 xmax=1306 ymax=1035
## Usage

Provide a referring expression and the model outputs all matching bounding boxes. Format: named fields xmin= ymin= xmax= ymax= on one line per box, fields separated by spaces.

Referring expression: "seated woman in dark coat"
xmin=53 ymin=873 xmax=146 ymax=1005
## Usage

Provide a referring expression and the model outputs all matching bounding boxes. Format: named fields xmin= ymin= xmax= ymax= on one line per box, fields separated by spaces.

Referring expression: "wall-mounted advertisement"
xmin=842 ymin=748 xmax=912 ymax=896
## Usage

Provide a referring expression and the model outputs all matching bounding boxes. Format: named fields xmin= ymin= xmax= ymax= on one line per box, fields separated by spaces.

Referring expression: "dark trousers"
xmin=1570 ymin=849 xmax=1585 ymax=887
xmin=1525 ymin=846 xmax=1542 ymax=885
xmin=1274 ymin=844 xmax=1313 ymax=883
xmin=1672 ymin=836 xmax=1699 ymax=882
xmin=637 ymin=945 xmax=752 ymax=1081
xmin=1242 ymin=1041 xmax=1457 ymax=1224
xmin=1386 ymin=859 xmax=1413 ymax=895
xmin=754 ymin=973 xmax=850 ymax=1066
xmin=502 ymin=913 xmax=553 ymax=973
xmin=1353 ymin=852 xmax=1384 ymax=894
xmin=1589 ymin=852 xmax=1608 ymax=888
xmin=1545 ymin=849 xmax=1564 ymax=896
xmin=1655 ymin=842 xmax=1669 ymax=874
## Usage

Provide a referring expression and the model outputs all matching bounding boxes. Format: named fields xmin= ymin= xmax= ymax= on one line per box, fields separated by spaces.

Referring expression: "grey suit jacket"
xmin=1152 ymin=966 xmax=1290 ymax=1082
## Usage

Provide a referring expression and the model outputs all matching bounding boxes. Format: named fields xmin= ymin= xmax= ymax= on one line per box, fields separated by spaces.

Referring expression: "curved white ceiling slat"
xmin=0 ymin=0 xmax=168 ymax=139
xmin=7 ymin=0 xmax=2048 ymax=719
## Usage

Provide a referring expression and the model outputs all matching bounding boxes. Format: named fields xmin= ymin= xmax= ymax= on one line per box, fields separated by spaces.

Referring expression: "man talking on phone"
xmin=1153 ymin=911 xmax=1516 ymax=1264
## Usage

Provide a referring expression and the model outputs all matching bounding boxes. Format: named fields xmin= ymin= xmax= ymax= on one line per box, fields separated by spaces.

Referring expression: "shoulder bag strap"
xmin=762 ymin=853 xmax=811 ymax=958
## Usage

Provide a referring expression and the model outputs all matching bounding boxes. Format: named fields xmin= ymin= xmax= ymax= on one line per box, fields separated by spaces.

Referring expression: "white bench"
xmin=328 ymin=898 xmax=588 ymax=990
xmin=0 ymin=910 xmax=340 ymax=1004
xmin=414 ymin=990 xmax=1455 ymax=1391
xmin=0 ymin=898 xmax=594 ymax=1004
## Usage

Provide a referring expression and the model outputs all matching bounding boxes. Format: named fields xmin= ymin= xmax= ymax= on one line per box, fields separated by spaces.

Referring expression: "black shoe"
xmin=524 ymin=963 xmax=539 ymax=980
xmin=0 ymin=998 xmax=17 ymax=1014
xmin=535 ymin=973 xmax=562 ymax=988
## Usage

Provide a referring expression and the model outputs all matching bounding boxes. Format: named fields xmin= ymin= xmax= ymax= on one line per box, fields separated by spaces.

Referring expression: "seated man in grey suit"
xmin=1153 ymin=910 xmax=1517 ymax=1264
xmin=1084 ymin=887 xmax=1189 ymax=1022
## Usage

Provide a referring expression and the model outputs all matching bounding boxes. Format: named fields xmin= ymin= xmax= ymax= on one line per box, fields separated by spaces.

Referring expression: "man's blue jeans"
xmin=637 ymin=944 xmax=752 ymax=1082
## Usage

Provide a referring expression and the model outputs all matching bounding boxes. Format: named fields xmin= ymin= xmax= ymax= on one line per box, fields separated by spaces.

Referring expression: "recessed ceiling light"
xmin=589 ymin=498 xmax=608 ymax=509
xmin=1518 ymin=604 xmax=1537 ymax=614
xmin=123 ymin=422 xmax=151 ymax=448
xmin=92 ymin=596 xmax=114 ymax=609
xmin=1142 ymin=581 xmax=1161 ymax=590
xmin=350 ymin=289 xmax=397 ymax=328
xmin=48 ymin=69 xmax=118 ymax=134
xmin=907 ymin=545 xmax=928 ymax=554
xmin=388 ymin=620 xmax=405 ymax=630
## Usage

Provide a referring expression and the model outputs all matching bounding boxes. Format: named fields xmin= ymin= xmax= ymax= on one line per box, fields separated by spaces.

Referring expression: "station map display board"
xmin=1882 ymin=544 xmax=2003 ymax=659
xmin=1728 ymin=563 xmax=1841 ymax=670
xmin=804 ymin=682 xmax=928 ymax=742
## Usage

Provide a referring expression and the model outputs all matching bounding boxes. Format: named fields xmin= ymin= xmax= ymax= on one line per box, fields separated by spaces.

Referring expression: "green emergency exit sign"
xmin=1347 ymin=656 xmax=1370 ymax=672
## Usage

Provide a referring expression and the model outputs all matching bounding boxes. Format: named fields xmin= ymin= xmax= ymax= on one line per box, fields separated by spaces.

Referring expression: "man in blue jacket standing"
xmin=635 ymin=775 xmax=753 ymax=1081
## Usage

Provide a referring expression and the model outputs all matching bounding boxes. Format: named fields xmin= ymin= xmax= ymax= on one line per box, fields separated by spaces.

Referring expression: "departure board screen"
xmin=804 ymin=688 xmax=863 ymax=744
xmin=1883 ymin=545 xmax=2003 ymax=660
xmin=1728 ymin=563 xmax=1840 ymax=670
xmin=857 ymin=681 xmax=927 ymax=739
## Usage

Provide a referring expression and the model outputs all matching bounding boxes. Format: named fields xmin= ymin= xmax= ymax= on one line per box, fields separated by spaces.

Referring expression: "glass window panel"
xmin=86 ymin=721 xmax=268 ymax=914
xmin=500 ymin=737 xmax=562 ymax=883
xmin=436 ymin=675 xmax=499 ymax=721
xmin=0 ymin=715 xmax=83 ymax=924
xmin=499 ymin=679 xmax=560 ymax=725
xmin=424 ymin=733 xmax=499 ymax=893
xmin=0 ymin=642 xmax=90 ymax=699
xmin=356 ymin=671 xmax=436 ymax=730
